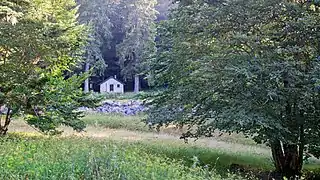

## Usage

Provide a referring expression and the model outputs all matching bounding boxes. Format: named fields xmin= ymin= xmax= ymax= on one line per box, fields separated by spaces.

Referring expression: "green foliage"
xmin=77 ymin=0 xmax=114 ymax=75
xmin=0 ymin=0 xmax=29 ymax=24
xmin=116 ymin=0 xmax=158 ymax=79
xmin=0 ymin=135 xmax=246 ymax=180
xmin=77 ymin=0 xmax=159 ymax=92
xmin=24 ymin=75 xmax=95 ymax=134
xmin=148 ymin=0 xmax=320 ymax=176
xmin=0 ymin=0 xmax=94 ymax=134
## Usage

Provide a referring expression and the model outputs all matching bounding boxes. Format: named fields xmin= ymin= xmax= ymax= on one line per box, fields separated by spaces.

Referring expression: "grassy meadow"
xmin=82 ymin=114 xmax=148 ymax=132
xmin=3 ymin=111 xmax=320 ymax=179
xmin=0 ymin=134 xmax=247 ymax=180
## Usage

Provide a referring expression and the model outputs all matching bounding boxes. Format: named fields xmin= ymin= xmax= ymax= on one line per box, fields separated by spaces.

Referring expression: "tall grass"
xmin=82 ymin=114 xmax=149 ymax=132
xmin=82 ymin=114 xmax=261 ymax=146
xmin=80 ymin=114 xmax=320 ymax=177
xmin=6 ymin=114 xmax=319 ymax=179
xmin=0 ymin=134 xmax=245 ymax=180
xmin=141 ymin=143 xmax=273 ymax=172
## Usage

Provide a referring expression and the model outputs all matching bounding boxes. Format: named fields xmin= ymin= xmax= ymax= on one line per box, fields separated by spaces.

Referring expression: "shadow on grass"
xmin=129 ymin=141 xmax=273 ymax=176
xmin=128 ymin=141 xmax=320 ymax=180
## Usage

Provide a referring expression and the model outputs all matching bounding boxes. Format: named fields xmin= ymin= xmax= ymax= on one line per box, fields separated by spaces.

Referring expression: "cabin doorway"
xmin=110 ymin=84 xmax=114 ymax=92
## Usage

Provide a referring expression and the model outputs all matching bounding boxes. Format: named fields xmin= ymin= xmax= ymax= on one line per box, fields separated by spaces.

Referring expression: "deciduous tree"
xmin=0 ymin=0 xmax=95 ymax=135
xmin=117 ymin=0 xmax=158 ymax=93
xmin=148 ymin=0 xmax=320 ymax=177
xmin=77 ymin=0 xmax=115 ymax=92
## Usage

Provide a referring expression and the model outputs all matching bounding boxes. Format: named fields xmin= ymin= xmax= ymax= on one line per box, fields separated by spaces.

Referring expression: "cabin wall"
xmin=100 ymin=79 xmax=124 ymax=93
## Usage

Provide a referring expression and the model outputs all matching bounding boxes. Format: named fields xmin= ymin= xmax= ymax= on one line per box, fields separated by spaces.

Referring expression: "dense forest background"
xmin=77 ymin=0 xmax=172 ymax=92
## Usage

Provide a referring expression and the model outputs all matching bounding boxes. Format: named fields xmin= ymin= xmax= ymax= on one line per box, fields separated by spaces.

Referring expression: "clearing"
xmin=3 ymin=114 xmax=320 ymax=180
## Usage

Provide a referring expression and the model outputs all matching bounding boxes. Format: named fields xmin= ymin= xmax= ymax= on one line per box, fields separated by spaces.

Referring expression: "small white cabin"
xmin=99 ymin=76 xmax=124 ymax=93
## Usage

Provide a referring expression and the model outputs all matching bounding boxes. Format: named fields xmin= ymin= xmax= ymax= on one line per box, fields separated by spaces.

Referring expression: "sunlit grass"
xmin=82 ymin=114 xmax=259 ymax=146
xmin=82 ymin=114 xmax=149 ymax=132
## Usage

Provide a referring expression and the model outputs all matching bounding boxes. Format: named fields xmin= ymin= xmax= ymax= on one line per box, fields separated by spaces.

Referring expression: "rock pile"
xmin=79 ymin=100 xmax=147 ymax=116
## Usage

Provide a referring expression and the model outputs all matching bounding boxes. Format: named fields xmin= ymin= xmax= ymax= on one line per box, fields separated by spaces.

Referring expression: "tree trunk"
xmin=84 ymin=62 xmax=90 ymax=93
xmin=271 ymin=140 xmax=285 ymax=172
xmin=134 ymin=74 xmax=140 ymax=93
xmin=271 ymin=140 xmax=303 ymax=179
xmin=273 ymin=71 xmax=304 ymax=179
xmin=0 ymin=107 xmax=12 ymax=136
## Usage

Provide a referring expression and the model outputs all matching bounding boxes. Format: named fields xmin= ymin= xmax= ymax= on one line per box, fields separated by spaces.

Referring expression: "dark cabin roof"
xmin=99 ymin=77 xmax=124 ymax=85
